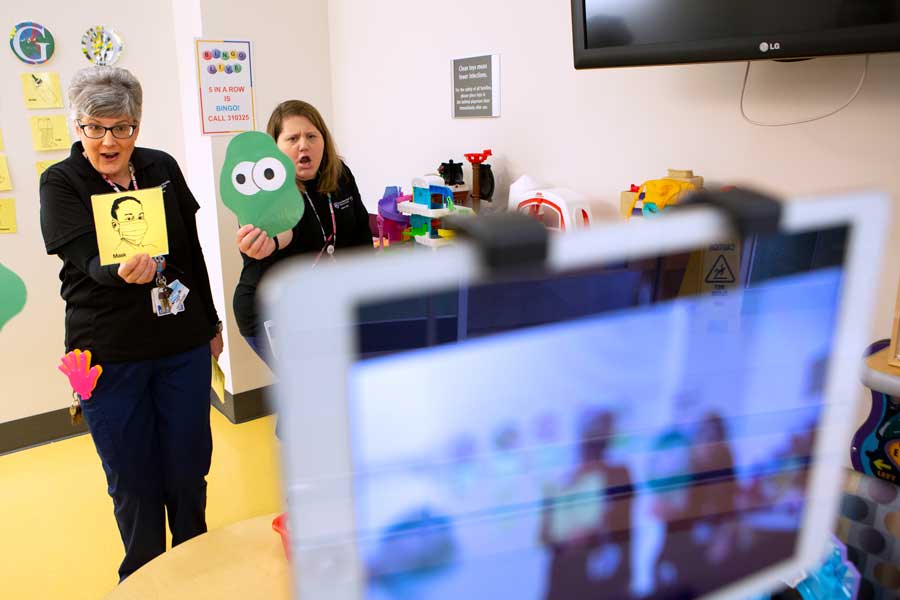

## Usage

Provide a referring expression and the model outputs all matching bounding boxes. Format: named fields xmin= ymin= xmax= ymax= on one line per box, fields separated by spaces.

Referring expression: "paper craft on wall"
xmin=220 ymin=131 xmax=304 ymax=236
xmin=36 ymin=159 xmax=62 ymax=180
xmin=21 ymin=72 xmax=63 ymax=109
xmin=0 ymin=199 xmax=17 ymax=233
xmin=0 ymin=156 xmax=12 ymax=191
xmin=0 ymin=263 xmax=27 ymax=332
xmin=9 ymin=21 xmax=55 ymax=65
xmin=81 ymin=25 xmax=124 ymax=66
xmin=0 ymin=128 xmax=5 ymax=151
xmin=29 ymin=115 xmax=71 ymax=151
xmin=91 ymin=187 xmax=169 ymax=265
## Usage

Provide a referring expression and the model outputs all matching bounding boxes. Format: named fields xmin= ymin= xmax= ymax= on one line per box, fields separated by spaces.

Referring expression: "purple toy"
xmin=377 ymin=186 xmax=411 ymax=244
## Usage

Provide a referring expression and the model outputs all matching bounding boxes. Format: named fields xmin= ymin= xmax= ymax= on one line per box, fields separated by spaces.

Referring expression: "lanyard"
xmin=103 ymin=162 xmax=168 ymax=291
xmin=305 ymin=192 xmax=336 ymax=267
xmin=154 ymin=256 xmax=167 ymax=289
xmin=101 ymin=162 xmax=139 ymax=193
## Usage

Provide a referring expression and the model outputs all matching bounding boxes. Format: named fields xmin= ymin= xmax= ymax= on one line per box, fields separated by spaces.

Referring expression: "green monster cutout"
xmin=0 ymin=263 xmax=27 ymax=332
xmin=220 ymin=131 xmax=304 ymax=237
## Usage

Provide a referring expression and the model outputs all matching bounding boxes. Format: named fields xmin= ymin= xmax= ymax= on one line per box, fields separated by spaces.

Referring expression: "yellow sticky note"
xmin=30 ymin=115 xmax=71 ymax=152
xmin=0 ymin=129 xmax=5 ymax=152
xmin=0 ymin=199 xmax=16 ymax=233
xmin=21 ymin=73 xmax=64 ymax=109
xmin=211 ymin=358 xmax=226 ymax=404
xmin=0 ymin=156 xmax=12 ymax=192
xmin=91 ymin=187 xmax=169 ymax=265
xmin=36 ymin=159 xmax=61 ymax=179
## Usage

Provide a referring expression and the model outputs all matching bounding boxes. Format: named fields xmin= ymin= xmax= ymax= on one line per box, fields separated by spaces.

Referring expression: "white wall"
xmin=0 ymin=4 xmax=189 ymax=423
xmin=326 ymin=0 xmax=900 ymax=340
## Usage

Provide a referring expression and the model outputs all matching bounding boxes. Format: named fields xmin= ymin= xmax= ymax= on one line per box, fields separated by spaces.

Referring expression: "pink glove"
xmin=58 ymin=349 xmax=103 ymax=400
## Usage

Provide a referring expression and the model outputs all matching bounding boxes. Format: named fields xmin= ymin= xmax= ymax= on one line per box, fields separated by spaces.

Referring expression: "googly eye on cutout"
xmin=231 ymin=161 xmax=260 ymax=196
xmin=252 ymin=157 xmax=287 ymax=192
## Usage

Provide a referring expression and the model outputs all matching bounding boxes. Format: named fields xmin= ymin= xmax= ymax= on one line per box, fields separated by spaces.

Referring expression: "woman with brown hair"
xmin=232 ymin=100 xmax=373 ymax=361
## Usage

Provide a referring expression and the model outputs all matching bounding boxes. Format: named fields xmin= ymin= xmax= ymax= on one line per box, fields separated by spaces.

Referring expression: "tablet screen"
xmin=347 ymin=227 xmax=847 ymax=599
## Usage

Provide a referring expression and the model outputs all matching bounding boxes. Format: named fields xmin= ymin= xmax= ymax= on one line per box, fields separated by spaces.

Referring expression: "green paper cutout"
xmin=220 ymin=132 xmax=304 ymax=237
xmin=0 ymin=263 xmax=27 ymax=332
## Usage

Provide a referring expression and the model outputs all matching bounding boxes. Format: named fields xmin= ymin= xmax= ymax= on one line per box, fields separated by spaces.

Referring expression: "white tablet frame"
xmin=265 ymin=191 xmax=890 ymax=600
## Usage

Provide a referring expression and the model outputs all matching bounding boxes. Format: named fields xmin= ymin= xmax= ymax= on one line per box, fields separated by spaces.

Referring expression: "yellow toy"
xmin=622 ymin=169 xmax=704 ymax=220
xmin=628 ymin=178 xmax=697 ymax=218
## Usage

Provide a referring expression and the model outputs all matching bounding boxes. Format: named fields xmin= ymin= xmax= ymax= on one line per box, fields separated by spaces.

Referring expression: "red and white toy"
xmin=509 ymin=175 xmax=593 ymax=232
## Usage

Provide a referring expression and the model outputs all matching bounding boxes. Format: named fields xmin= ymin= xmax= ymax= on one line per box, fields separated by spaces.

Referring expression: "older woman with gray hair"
xmin=39 ymin=66 xmax=223 ymax=581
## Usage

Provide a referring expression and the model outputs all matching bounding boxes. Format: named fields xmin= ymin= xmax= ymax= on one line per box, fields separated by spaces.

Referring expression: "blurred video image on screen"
xmin=347 ymin=239 xmax=842 ymax=599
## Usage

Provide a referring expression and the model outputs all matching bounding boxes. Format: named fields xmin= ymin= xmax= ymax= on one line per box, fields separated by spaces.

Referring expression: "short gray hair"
xmin=68 ymin=66 xmax=143 ymax=122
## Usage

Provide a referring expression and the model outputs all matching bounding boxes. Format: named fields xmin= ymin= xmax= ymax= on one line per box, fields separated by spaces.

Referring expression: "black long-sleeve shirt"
xmin=232 ymin=161 xmax=373 ymax=337
xmin=40 ymin=143 xmax=219 ymax=363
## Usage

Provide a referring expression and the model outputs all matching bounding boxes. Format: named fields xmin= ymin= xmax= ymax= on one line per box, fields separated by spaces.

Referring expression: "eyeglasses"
xmin=76 ymin=121 xmax=138 ymax=140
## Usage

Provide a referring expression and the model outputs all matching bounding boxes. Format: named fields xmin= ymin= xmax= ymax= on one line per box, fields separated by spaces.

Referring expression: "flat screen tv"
xmin=572 ymin=0 xmax=900 ymax=69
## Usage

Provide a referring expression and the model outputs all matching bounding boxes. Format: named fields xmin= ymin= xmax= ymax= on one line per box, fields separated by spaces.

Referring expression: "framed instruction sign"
xmin=195 ymin=39 xmax=256 ymax=135
xmin=452 ymin=54 xmax=500 ymax=118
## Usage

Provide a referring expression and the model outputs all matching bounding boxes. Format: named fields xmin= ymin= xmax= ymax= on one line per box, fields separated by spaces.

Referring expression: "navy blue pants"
xmin=80 ymin=344 xmax=212 ymax=581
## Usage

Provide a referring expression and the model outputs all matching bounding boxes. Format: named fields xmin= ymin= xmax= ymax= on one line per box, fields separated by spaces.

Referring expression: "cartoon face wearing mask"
xmin=111 ymin=196 xmax=149 ymax=248
xmin=220 ymin=131 xmax=304 ymax=237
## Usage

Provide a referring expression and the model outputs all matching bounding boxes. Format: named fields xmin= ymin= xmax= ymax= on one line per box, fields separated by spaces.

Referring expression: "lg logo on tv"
xmin=759 ymin=42 xmax=782 ymax=52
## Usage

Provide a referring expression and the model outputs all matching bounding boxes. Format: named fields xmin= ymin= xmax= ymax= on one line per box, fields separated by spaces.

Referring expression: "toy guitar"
xmin=851 ymin=339 xmax=900 ymax=484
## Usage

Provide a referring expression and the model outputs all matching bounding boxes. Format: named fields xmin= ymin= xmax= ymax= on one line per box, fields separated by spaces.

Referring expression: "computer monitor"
xmin=266 ymin=191 xmax=888 ymax=599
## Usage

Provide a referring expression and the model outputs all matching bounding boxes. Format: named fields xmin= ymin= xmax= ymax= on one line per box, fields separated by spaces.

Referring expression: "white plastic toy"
xmin=508 ymin=175 xmax=593 ymax=232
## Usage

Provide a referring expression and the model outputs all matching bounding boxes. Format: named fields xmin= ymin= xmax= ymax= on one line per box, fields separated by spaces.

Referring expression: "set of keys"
xmin=69 ymin=392 xmax=83 ymax=425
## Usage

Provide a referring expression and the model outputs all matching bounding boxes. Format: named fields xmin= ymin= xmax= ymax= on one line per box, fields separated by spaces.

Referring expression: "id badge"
xmin=168 ymin=279 xmax=190 ymax=311
xmin=151 ymin=286 xmax=174 ymax=317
